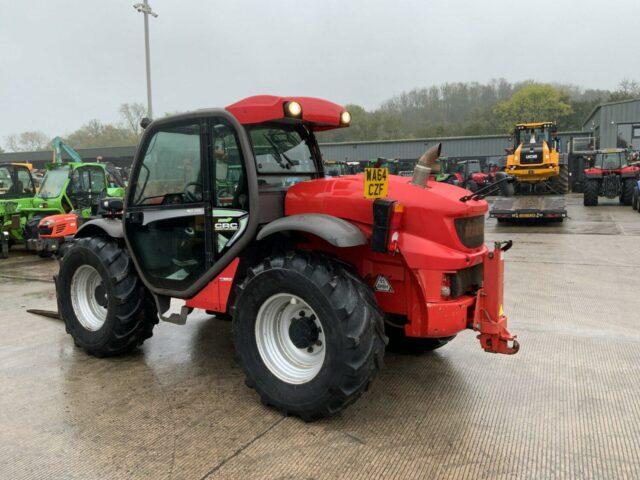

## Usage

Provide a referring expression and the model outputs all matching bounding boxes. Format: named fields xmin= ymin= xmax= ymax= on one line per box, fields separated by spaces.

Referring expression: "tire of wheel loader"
xmin=500 ymin=180 xmax=515 ymax=197
xmin=633 ymin=186 xmax=640 ymax=211
xmin=549 ymin=164 xmax=569 ymax=194
xmin=233 ymin=252 xmax=386 ymax=421
xmin=621 ymin=179 xmax=635 ymax=206
xmin=56 ymin=236 xmax=158 ymax=357
xmin=385 ymin=323 xmax=455 ymax=354
xmin=583 ymin=179 xmax=599 ymax=206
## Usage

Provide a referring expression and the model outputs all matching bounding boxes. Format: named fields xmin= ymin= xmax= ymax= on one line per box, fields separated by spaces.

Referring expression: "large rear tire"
xmin=621 ymin=178 xmax=635 ymax=206
xmin=56 ymin=236 xmax=158 ymax=357
xmin=549 ymin=164 xmax=569 ymax=194
xmin=583 ymin=179 xmax=599 ymax=206
xmin=233 ymin=252 xmax=386 ymax=421
xmin=632 ymin=186 xmax=639 ymax=211
xmin=500 ymin=179 xmax=515 ymax=197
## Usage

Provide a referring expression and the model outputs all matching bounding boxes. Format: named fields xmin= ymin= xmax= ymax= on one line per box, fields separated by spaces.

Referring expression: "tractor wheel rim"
xmin=71 ymin=265 xmax=107 ymax=331
xmin=255 ymin=293 xmax=325 ymax=385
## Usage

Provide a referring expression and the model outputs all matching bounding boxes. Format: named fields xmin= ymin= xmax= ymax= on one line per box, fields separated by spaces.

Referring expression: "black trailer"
xmin=489 ymin=196 xmax=567 ymax=222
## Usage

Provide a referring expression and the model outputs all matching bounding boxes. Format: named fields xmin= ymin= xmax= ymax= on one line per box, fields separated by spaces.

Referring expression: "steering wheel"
xmin=183 ymin=182 xmax=203 ymax=203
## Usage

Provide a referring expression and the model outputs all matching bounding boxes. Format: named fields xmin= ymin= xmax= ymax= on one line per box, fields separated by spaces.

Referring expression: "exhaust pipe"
xmin=411 ymin=143 xmax=442 ymax=188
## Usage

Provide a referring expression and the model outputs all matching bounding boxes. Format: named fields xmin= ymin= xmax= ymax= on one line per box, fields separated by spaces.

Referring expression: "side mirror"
xmin=140 ymin=117 xmax=152 ymax=129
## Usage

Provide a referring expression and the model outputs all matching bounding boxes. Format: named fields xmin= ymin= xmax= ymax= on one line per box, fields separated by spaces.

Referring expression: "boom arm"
xmin=52 ymin=136 xmax=83 ymax=164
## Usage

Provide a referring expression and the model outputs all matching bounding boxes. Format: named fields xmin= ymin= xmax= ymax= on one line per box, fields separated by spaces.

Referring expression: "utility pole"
xmin=133 ymin=1 xmax=158 ymax=118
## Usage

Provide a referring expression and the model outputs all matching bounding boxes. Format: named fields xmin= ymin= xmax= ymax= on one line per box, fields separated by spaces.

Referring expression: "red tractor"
xmin=583 ymin=149 xmax=640 ymax=206
xmin=55 ymin=96 xmax=518 ymax=420
xmin=452 ymin=159 xmax=491 ymax=191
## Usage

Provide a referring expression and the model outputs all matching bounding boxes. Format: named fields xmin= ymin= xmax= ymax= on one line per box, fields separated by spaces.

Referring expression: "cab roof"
xmin=226 ymin=95 xmax=348 ymax=131
xmin=6 ymin=162 xmax=33 ymax=170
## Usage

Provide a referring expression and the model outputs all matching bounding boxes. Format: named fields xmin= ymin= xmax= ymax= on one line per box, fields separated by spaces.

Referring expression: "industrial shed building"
xmin=581 ymin=98 xmax=640 ymax=150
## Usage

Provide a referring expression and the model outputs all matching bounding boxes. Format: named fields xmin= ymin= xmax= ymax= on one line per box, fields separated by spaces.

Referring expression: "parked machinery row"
xmin=0 ymin=138 xmax=125 ymax=259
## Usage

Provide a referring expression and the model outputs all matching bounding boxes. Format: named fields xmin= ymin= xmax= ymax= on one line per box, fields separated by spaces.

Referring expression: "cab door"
xmin=124 ymin=121 xmax=211 ymax=292
xmin=124 ymin=116 xmax=254 ymax=296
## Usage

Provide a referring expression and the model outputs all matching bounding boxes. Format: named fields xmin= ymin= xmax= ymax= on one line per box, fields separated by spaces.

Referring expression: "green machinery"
xmin=1 ymin=137 xmax=125 ymax=257
xmin=0 ymin=163 xmax=37 ymax=257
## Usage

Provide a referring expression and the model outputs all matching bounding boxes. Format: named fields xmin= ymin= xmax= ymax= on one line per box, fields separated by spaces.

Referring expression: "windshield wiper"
xmin=263 ymin=134 xmax=296 ymax=170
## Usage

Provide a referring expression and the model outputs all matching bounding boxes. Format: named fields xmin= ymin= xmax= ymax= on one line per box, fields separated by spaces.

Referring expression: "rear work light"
xmin=454 ymin=215 xmax=484 ymax=249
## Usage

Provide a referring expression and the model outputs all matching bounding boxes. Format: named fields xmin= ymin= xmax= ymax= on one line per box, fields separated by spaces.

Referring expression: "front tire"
xmin=233 ymin=252 xmax=386 ymax=421
xmin=56 ymin=236 xmax=158 ymax=357
xmin=583 ymin=179 xmax=599 ymax=206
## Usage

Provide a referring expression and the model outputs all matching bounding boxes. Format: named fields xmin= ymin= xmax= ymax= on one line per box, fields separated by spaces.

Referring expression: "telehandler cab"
xmin=56 ymin=95 xmax=518 ymax=420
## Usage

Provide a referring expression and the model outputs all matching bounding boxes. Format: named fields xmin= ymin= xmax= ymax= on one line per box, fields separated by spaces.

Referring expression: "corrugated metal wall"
xmin=581 ymin=99 xmax=640 ymax=149
xmin=321 ymin=131 xmax=588 ymax=163
xmin=320 ymin=135 xmax=511 ymax=162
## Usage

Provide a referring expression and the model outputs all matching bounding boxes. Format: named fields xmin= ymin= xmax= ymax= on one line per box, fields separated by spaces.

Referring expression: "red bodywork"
xmin=471 ymin=172 xmax=490 ymax=186
xmin=38 ymin=213 xmax=79 ymax=238
xmin=186 ymin=95 xmax=517 ymax=355
xmin=226 ymin=95 xmax=348 ymax=131
xmin=584 ymin=165 xmax=640 ymax=176
xmin=187 ymin=175 xmax=517 ymax=355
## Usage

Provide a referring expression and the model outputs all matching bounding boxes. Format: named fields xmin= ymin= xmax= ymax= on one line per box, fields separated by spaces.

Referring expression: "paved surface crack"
xmin=199 ymin=416 xmax=286 ymax=479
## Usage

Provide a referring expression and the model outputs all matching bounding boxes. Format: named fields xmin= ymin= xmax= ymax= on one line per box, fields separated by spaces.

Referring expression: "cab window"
xmin=212 ymin=122 xmax=246 ymax=208
xmin=69 ymin=167 xmax=106 ymax=195
xmin=16 ymin=168 xmax=35 ymax=194
xmin=132 ymin=123 xmax=202 ymax=206
xmin=248 ymin=125 xmax=317 ymax=174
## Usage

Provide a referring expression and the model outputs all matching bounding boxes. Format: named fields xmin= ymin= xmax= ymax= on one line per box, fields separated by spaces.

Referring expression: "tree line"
xmin=3 ymin=79 xmax=640 ymax=152
xmin=3 ymin=103 xmax=147 ymax=153
xmin=317 ymin=79 xmax=640 ymax=143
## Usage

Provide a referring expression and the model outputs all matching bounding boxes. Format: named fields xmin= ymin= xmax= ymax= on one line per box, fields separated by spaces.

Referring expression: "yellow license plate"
xmin=364 ymin=167 xmax=389 ymax=199
xmin=516 ymin=213 xmax=538 ymax=218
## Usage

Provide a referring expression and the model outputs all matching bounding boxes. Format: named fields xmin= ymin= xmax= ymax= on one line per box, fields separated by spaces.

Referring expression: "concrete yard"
xmin=1 ymin=194 xmax=640 ymax=480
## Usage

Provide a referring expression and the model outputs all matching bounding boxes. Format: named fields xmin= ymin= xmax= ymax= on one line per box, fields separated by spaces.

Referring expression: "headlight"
xmin=454 ymin=215 xmax=485 ymax=249
xmin=284 ymin=101 xmax=302 ymax=118
xmin=340 ymin=111 xmax=351 ymax=125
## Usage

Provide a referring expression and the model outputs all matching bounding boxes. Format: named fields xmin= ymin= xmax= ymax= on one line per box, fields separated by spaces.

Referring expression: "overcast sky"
xmin=1 ymin=0 xmax=639 ymax=143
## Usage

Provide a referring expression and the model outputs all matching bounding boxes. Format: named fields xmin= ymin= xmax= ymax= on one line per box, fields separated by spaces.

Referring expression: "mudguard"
xmin=256 ymin=213 xmax=366 ymax=247
xmin=75 ymin=218 xmax=124 ymax=239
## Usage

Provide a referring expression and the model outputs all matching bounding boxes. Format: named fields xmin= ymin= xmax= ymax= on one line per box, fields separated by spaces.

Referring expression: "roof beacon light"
xmin=284 ymin=101 xmax=302 ymax=118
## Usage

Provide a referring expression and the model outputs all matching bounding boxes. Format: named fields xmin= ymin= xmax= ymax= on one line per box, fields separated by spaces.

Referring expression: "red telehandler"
xmin=55 ymin=95 xmax=518 ymax=420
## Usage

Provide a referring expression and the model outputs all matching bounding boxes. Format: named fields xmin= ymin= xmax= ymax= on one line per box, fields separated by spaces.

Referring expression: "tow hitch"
xmin=471 ymin=241 xmax=519 ymax=355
